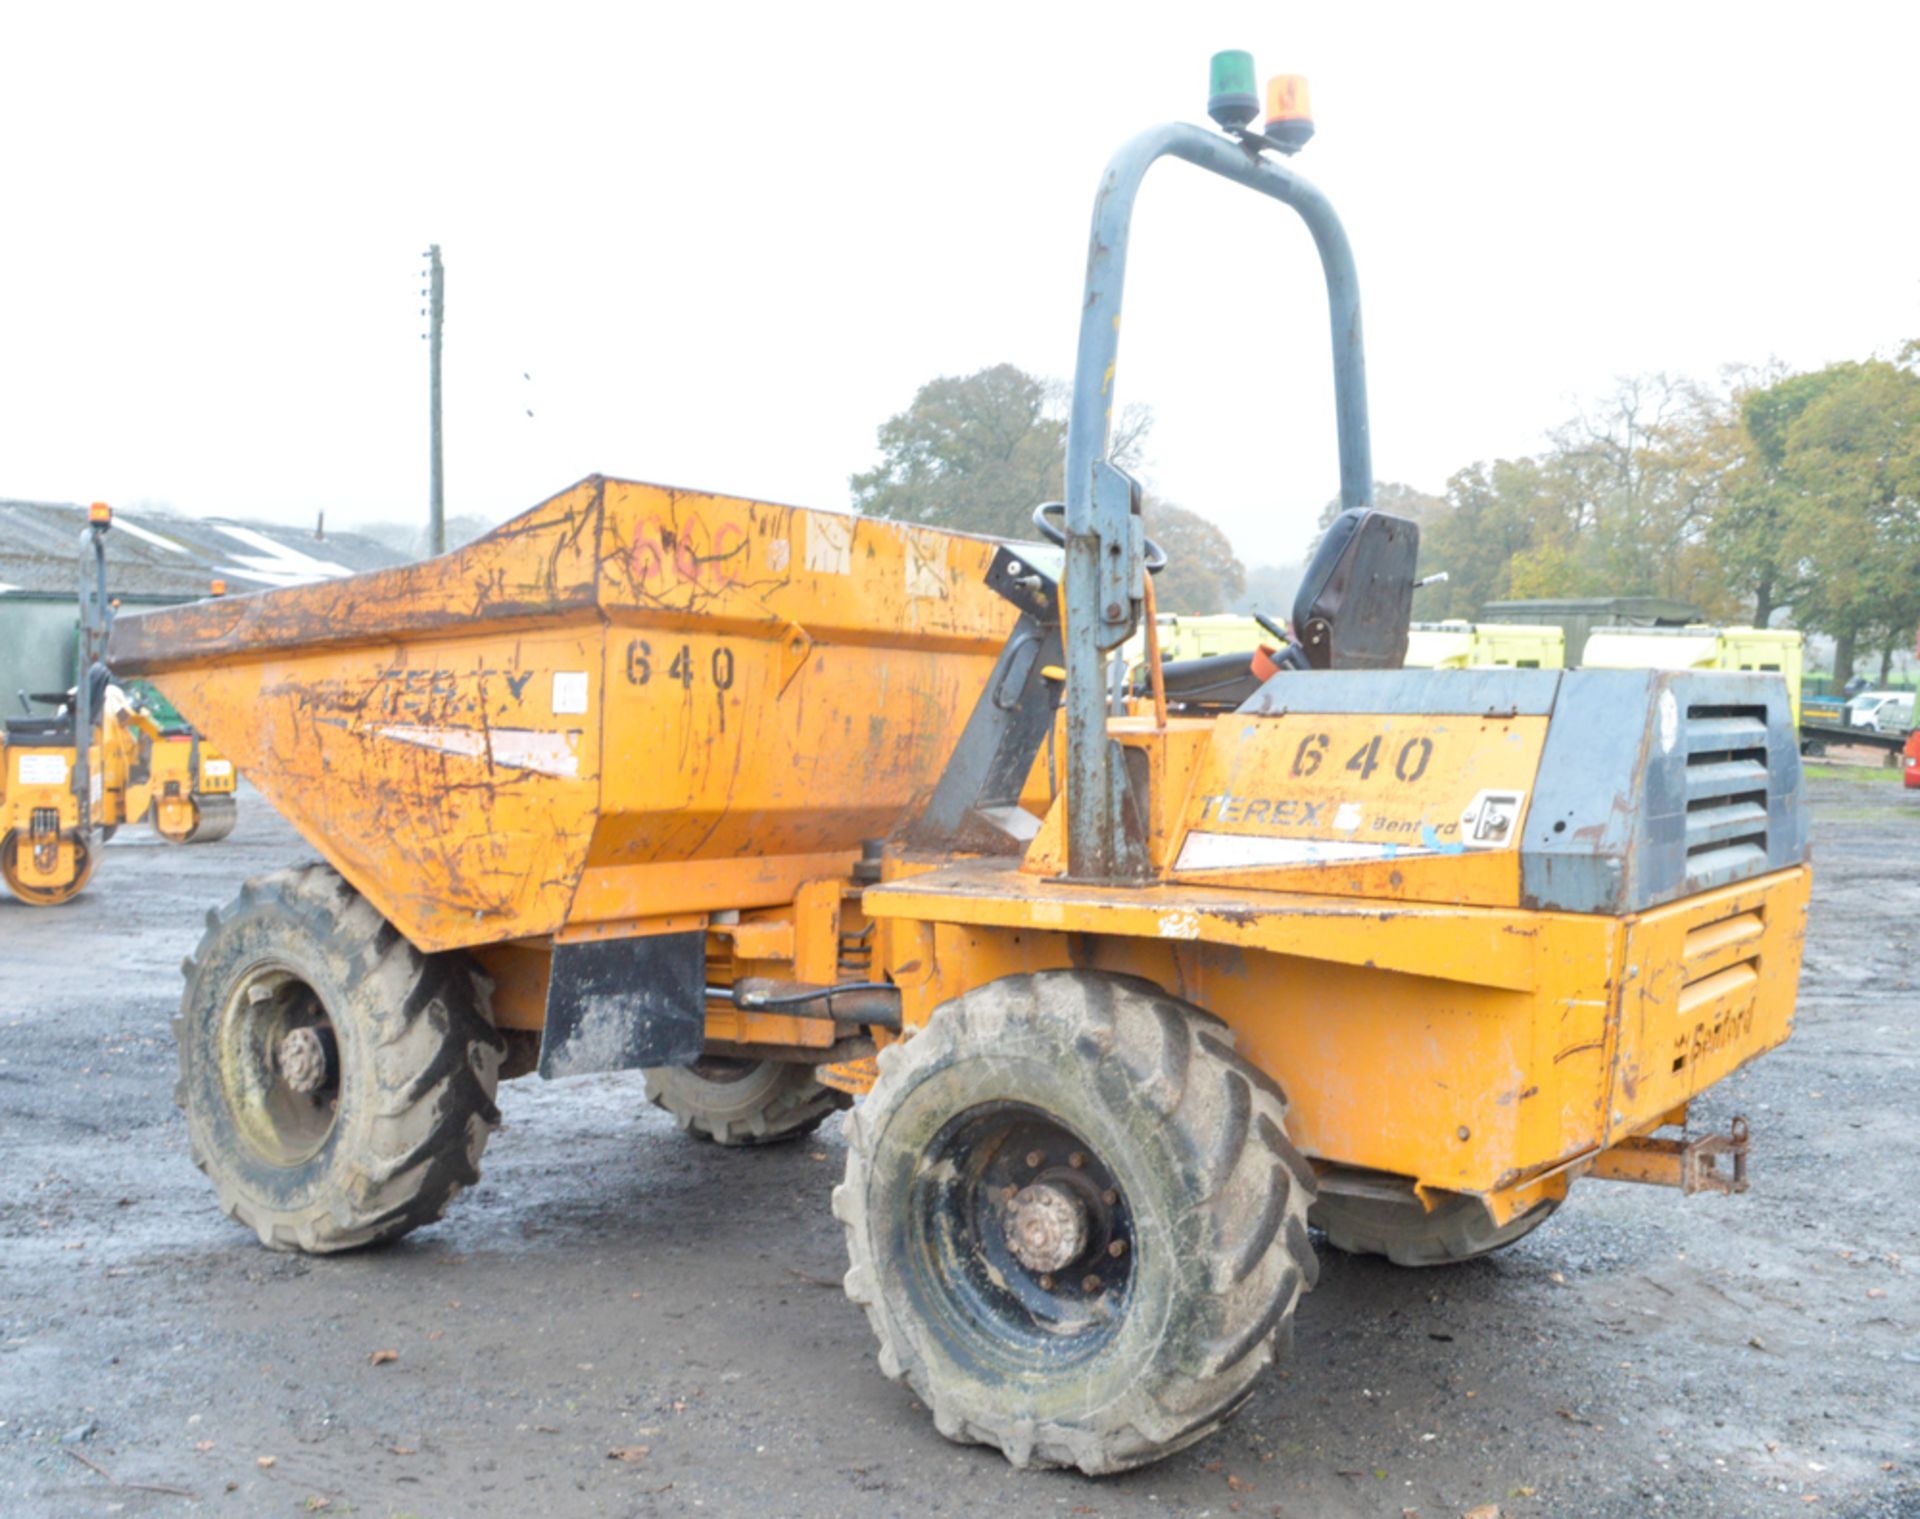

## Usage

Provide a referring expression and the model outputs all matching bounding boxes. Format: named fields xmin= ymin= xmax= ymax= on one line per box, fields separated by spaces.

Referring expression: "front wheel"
xmin=176 ymin=862 xmax=504 ymax=1252
xmin=835 ymin=973 xmax=1318 ymax=1474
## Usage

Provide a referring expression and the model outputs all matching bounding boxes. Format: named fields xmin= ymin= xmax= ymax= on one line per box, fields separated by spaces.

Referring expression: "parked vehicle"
xmin=1406 ymin=619 xmax=1564 ymax=670
xmin=1846 ymin=691 xmax=1913 ymax=733
xmin=1583 ymin=627 xmax=1804 ymax=728
xmin=107 ymin=56 xmax=1812 ymax=1476
xmin=2 ymin=506 xmax=238 ymax=904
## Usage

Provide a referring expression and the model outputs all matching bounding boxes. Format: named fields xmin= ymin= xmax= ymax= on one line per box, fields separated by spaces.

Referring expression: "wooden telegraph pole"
xmin=425 ymin=244 xmax=445 ymax=556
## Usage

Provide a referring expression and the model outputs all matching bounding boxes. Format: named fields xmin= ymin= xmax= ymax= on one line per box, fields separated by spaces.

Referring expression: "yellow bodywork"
xmin=852 ymin=704 xmax=1808 ymax=1223
xmin=112 ymin=475 xmax=1809 ymax=1227
xmin=127 ymin=729 xmax=236 ymax=842
xmin=1119 ymin=615 xmax=1568 ymax=684
xmin=0 ymin=688 xmax=160 ymax=902
xmin=1404 ymin=620 xmax=1566 ymax=671
xmin=0 ymin=684 xmax=245 ymax=902
xmin=864 ymin=862 xmax=1806 ymax=1223
xmin=1583 ymin=626 xmax=1804 ymax=728
xmin=112 ymin=476 xmax=1019 ymax=950
xmin=0 ymin=736 xmax=96 ymax=900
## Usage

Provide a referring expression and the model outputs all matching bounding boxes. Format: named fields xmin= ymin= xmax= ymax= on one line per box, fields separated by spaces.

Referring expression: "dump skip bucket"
xmin=110 ymin=476 xmax=1017 ymax=950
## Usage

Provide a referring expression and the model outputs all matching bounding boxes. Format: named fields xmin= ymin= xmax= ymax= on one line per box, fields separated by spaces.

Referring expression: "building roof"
xmin=0 ymin=499 xmax=405 ymax=600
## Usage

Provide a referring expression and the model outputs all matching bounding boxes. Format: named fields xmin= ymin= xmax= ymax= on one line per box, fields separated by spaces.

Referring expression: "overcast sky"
xmin=3 ymin=2 xmax=1915 ymax=569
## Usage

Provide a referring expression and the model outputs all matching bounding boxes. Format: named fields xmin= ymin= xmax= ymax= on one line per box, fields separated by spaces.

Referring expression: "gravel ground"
xmin=0 ymin=778 xmax=1914 ymax=1519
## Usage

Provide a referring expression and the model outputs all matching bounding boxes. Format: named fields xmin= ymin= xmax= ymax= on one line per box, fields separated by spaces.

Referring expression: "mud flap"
xmin=539 ymin=932 xmax=705 ymax=1077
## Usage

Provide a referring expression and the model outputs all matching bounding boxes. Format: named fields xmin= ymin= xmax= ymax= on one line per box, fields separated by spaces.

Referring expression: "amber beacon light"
xmin=1264 ymin=73 xmax=1315 ymax=153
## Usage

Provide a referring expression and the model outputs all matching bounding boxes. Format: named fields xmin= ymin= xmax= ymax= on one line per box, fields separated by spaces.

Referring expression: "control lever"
xmin=1252 ymin=613 xmax=1311 ymax=673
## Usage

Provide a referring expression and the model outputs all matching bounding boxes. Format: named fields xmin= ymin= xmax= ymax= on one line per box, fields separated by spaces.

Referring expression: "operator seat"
xmin=1289 ymin=508 xmax=1419 ymax=670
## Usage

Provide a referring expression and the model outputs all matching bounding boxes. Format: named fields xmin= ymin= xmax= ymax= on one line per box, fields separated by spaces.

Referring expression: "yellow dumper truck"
xmin=109 ymin=55 xmax=1808 ymax=1475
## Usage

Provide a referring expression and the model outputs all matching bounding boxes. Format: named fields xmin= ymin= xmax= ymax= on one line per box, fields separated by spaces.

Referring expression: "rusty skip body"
xmin=711 ymin=979 xmax=903 ymax=1031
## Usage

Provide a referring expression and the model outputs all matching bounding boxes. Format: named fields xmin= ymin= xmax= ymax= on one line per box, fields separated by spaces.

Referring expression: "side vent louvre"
xmin=1683 ymin=703 xmax=1769 ymax=890
xmin=1672 ymin=905 xmax=1765 ymax=1075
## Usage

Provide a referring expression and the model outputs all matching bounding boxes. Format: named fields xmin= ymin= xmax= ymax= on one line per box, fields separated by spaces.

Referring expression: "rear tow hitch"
xmin=1588 ymin=1115 xmax=1751 ymax=1196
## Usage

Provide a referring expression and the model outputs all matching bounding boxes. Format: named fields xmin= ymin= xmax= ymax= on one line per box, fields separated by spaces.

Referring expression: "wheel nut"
xmin=1068 ymin=1151 xmax=1086 ymax=1169
xmin=1026 ymin=1150 xmax=1043 ymax=1169
xmin=277 ymin=1026 xmax=329 ymax=1095
xmin=1102 ymin=1188 xmax=1118 ymax=1206
xmin=1082 ymin=1274 xmax=1102 ymax=1294
xmin=1108 ymin=1239 xmax=1127 ymax=1259
xmin=1004 ymin=1182 xmax=1089 ymax=1275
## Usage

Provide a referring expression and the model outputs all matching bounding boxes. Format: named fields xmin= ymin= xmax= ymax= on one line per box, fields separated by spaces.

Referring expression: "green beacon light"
xmin=1207 ymin=50 xmax=1259 ymax=132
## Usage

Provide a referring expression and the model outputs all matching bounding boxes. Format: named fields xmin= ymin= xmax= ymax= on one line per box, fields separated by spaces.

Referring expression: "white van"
xmin=1846 ymin=691 xmax=1915 ymax=733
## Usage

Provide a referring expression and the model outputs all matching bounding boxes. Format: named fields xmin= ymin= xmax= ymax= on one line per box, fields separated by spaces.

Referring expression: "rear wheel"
xmin=1312 ymin=1191 xmax=1557 ymax=1267
xmin=644 ymin=1056 xmax=847 ymax=1145
xmin=836 ymin=972 xmax=1318 ymax=1474
xmin=1 ymin=831 xmax=93 ymax=907
xmin=176 ymin=862 xmax=504 ymax=1251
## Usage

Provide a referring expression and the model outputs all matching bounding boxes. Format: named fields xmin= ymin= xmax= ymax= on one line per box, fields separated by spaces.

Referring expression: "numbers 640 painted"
xmin=1290 ymin=731 xmax=1433 ymax=784
xmin=625 ymin=639 xmax=736 ymax=692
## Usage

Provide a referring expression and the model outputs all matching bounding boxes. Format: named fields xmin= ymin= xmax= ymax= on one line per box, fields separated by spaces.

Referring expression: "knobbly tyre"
xmin=110 ymin=51 xmax=1809 ymax=1475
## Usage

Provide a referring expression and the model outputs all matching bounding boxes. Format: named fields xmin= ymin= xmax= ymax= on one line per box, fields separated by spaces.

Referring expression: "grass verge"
xmin=1804 ymin=763 xmax=1902 ymax=784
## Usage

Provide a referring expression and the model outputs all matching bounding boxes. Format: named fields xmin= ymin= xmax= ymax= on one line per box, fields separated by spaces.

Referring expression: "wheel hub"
xmin=1004 ymin=1181 xmax=1088 ymax=1274
xmin=909 ymin=1103 xmax=1135 ymax=1368
xmin=276 ymin=1026 xmax=330 ymax=1095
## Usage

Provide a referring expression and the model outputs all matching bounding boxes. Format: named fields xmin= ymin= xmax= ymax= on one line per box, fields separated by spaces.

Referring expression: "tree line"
xmin=1366 ymin=349 xmax=1920 ymax=683
xmin=855 ymin=350 xmax=1920 ymax=683
xmin=850 ymin=363 xmax=1247 ymax=616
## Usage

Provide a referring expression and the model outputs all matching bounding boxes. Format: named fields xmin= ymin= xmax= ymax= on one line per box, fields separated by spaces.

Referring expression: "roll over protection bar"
xmin=1060 ymin=121 xmax=1374 ymax=881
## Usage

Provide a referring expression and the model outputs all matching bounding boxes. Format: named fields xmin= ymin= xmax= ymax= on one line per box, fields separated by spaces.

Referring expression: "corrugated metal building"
xmin=0 ymin=500 xmax=404 ymax=704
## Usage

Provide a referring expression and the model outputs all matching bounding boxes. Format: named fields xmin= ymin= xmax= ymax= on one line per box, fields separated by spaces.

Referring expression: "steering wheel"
xmin=1031 ymin=502 xmax=1167 ymax=574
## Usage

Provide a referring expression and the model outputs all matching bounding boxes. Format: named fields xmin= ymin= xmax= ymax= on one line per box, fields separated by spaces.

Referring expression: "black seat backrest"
xmin=1291 ymin=508 xmax=1419 ymax=670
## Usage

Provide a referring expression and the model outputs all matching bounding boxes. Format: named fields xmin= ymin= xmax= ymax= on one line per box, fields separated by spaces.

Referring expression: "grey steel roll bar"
xmin=1060 ymin=121 xmax=1373 ymax=880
